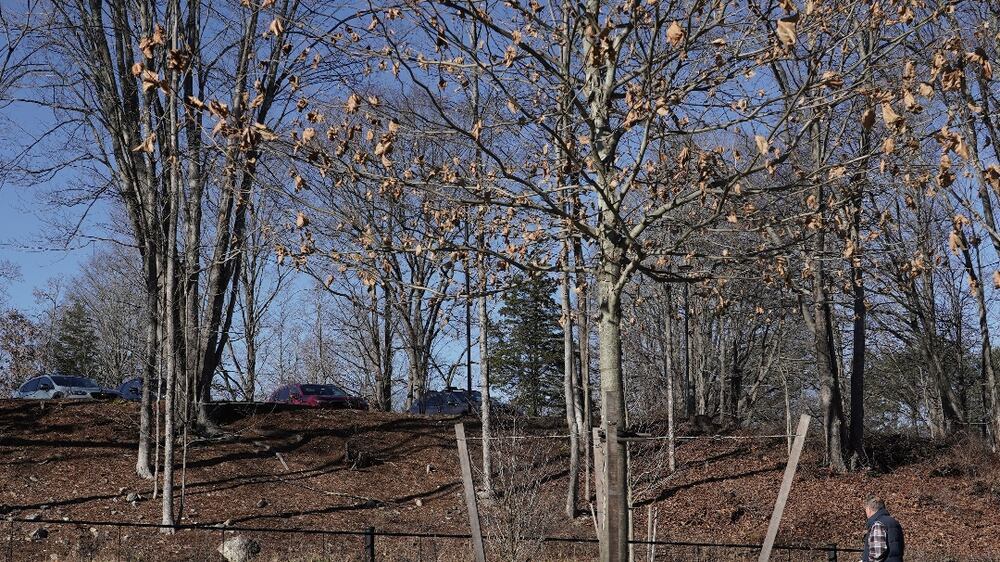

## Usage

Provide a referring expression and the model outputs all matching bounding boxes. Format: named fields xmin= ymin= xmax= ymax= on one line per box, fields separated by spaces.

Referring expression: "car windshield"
xmin=300 ymin=384 xmax=347 ymax=397
xmin=50 ymin=376 xmax=99 ymax=388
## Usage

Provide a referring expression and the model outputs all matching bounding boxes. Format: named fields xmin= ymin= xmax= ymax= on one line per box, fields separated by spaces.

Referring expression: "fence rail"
xmin=4 ymin=515 xmax=861 ymax=561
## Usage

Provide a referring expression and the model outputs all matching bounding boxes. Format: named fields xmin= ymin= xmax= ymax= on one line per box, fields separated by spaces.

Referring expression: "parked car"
xmin=267 ymin=383 xmax=368 ymax=410
xmin=116 ymin=377 xmax=159 ymax=401
xmin=408 ymin=387 xmax=482 ymax=415
xmin=13 ymin=374 xmax=119 ymax=400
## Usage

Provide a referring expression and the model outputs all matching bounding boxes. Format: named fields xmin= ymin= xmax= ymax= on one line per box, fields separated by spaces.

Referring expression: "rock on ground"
xmin=217 ymin=535 xmax=261 ymax=562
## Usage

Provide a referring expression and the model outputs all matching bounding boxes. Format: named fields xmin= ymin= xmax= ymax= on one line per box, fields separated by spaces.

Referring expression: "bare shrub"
xmin=477 ymin=422 xmax=562 ymax=562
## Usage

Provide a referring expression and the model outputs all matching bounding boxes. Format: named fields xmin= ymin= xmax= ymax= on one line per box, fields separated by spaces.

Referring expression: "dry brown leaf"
xmin=140 ymin=69 xmax=164 ymax=93
xmin=503 ymin=45 xmax=517 ymax=67
xmin=776 ymin=14 xmax=799 ymax=47
xmin=881 ymin=103 xmax=902 ymax=127
xmin=948 ymin=230 xmax=963 ymax=255
xmin=955 ymin=136 xmax=970 ymax=160
xmin=267 ymin=17 xmax=285 ymax=37
xmin=941 ymin=68 xmax=963 ymax=92
xmin=296 ymin=211 xmax=309 ymax=229
xmin=843 ymin=239 xmax=856 ymax=259
xmin=667 ymin=21 xmax=686 ymax=47
xmin=252 ymin=123 xmax=278 ymax=141
xmin=138 ymin=37 xmax=156 ymax=60
xmin=967 ymin=48 xmax=993 ymax=80
xmin=821 ymin=71 xmax=843 ymax=89
xmin=984 ymin=164 xmax=1000 ymax=193
xmin=131 ymin=133 xmax=156 ymax=154
xmin=861 ymin=107 xmax=875 ymax=130
xmin=151 ymin=24 xmax=165 ymax=46
xmin=208 ymin=99 xmax=229 ymax=118
xmin=754 ymin=135 xmax=769 ymax=156
xmin=346 ymin=94 xmax=360 ymax=114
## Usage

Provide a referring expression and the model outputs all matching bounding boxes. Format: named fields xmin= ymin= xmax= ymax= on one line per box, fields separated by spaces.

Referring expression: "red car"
xmin=267 ymin=383 xmax=368 ymax=410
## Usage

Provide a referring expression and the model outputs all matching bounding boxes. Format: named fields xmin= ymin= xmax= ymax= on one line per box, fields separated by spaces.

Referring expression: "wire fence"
xmin=3 ymin=516 xmax=862 ymax=561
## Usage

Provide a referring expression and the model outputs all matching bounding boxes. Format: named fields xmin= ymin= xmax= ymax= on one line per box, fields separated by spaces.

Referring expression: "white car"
xmin=13 ymin=375 xmax=119 ymax=400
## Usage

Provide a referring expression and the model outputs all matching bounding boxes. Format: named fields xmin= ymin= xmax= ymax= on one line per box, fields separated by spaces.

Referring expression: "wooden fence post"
xmin=365 ymin=526 xmax=376 ymax=562
xmin=455 ymin=423 xmax=486 ymax=562
xmin=758 ymin=414 xmax=811 ymax=562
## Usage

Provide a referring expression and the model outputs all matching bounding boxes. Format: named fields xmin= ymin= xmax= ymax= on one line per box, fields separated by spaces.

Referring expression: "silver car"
xmin=13 ymin=375 xmax=119 ymax=400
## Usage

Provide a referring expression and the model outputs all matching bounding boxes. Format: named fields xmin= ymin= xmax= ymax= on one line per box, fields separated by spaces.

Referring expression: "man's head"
xmin=864 ymin=495 xmax=886 ymax=518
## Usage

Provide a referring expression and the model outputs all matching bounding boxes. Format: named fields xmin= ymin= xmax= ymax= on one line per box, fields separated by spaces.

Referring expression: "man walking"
xmin=862 ymin=495 xmax=904 ymax=562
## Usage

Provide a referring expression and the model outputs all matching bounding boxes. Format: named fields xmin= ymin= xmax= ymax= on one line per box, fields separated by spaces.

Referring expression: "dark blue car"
xmin=116 ymin=377 xmax=160 ymax=401
xmin=408 ymin=387 xmax=482 ymax=415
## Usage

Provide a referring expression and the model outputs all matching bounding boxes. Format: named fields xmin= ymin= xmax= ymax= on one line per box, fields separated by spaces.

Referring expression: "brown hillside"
xmin=0 ymin=400 xmax=996 ymax=561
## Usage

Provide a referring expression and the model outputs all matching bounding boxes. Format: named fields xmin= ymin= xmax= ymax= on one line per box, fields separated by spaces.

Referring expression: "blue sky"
xmin=0 ymin=176 xmax=102 ymax=311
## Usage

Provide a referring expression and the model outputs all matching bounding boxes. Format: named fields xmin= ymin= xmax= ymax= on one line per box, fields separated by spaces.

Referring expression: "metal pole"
xmin=365 ymin=526 xmax=376 ymax=562
xmin=465 ymin=221 xmax=473 ymax=394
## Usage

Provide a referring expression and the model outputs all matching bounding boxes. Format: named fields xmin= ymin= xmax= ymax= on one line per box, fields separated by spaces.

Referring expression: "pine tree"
xmin=50 ymin=297 xmax=100 ymax=379
xmin=490 ymin=274 xmax=565 ymax=416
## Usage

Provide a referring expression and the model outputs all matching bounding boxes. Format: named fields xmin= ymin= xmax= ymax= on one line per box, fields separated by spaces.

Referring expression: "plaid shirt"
xmin=867 ymin=521 xmax=888 ymax=561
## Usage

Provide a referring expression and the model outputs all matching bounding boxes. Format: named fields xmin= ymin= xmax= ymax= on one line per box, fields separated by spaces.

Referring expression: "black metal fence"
xmin=4 ymin=516 xmax=861 ymax=561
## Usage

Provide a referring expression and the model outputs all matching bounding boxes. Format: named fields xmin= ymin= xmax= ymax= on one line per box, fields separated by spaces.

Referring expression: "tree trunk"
xmin=136 ymin=253 xmax=158 ymax=480
xmin=375 ymin=285 xmax=394 ymax=411
xmin=161 ymin=9 xmax=182 ymax=529
xmin=182 ymin=0 xmax=204 ymax=420
xmin=241 ymin=261 xmax=257 ymax=401
xmin=914 ymin=266 xmax=966 ymax=434
xmin=693 ymin=309 xmax=706 ymax=416
xmin=478 ymin=257 xmax=492 ymax=494
xmin=682 ymin=282 xmax=693 ymax=418
xmin=718 ymin=321 xmax=727 ymax=426
xmin=597 ymin=251 xmax=628 ymax=561
xmin=848 ymin=210 xmax=866 ymax=465
xmin=574 ymin=235 xmax=592 ymax=501
xmin=849 ymin=46 xmax=870 ymax=460
xmin=662 ymin=286 xmax=676 ymax=473
xmin=811 ymin=261 xmax=849 ymax=473
xmin=957 ymin=231 xmax=1000 ymax=447
xmin=561 ymin=243 xmax=580 ymax=518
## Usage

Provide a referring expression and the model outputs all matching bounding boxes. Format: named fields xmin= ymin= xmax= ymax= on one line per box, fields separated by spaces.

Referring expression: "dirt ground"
xmin=0 ymin=400 xmax=997 ymax=561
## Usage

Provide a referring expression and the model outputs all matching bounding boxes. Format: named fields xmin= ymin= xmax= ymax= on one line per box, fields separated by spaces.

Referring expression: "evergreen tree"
xmin=490 ymin=274 xmax=564 ymax=416
xmin=50 ymin=297 xmax=100 ymax=379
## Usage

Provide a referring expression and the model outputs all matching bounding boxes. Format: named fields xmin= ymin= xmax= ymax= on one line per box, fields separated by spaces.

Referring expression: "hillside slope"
xmin=0 ymin=400 xmax=996 ymax=561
